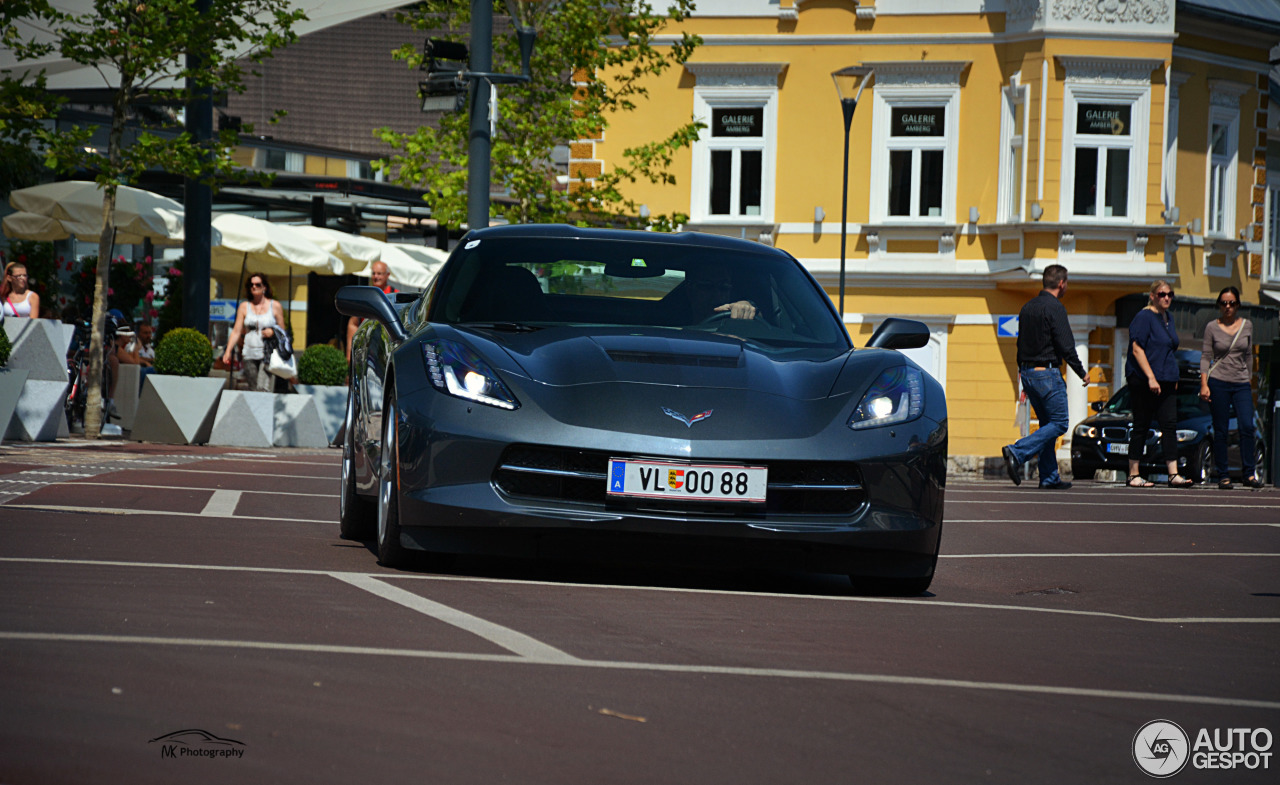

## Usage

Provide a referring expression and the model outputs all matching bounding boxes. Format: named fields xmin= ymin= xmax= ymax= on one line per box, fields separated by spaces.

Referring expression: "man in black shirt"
xmin=1001 ymin=264 xmax=1089 ymax=489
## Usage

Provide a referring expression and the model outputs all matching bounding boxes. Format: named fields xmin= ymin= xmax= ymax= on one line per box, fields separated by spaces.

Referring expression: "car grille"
xmin=494 ymin=445 xmax=867 ymax=517
xmin=1101 ymin=427 xmax=1129 ymax=442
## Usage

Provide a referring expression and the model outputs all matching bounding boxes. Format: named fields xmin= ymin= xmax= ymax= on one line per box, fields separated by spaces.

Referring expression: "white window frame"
xmin=687 ymin=64 xmax=782 ymax=225
xmin=1204 ymin=106 xmax=1240 ymax=239
xmin=867 ymin=62 xmax=964 ymax=224
xmin=997 ymin=78 xmax=1029 ymax=223
xmin=1055 ymin=57 xmax=1159 ymax=227
xmin=1060 ymin=84 xmax=1149 ymax=224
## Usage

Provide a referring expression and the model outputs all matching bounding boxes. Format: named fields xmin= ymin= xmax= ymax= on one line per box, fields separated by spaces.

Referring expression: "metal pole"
xmin=467 ymin=0 xmax=493 ymax=232
xmin=182 ymin=0 xmax=212 ymax=332
xmin=838 ymin=98 xmax=855 ymax=320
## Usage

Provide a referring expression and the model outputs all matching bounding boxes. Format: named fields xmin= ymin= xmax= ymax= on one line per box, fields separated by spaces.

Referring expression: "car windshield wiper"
xmin=461 ymin=321 xmax=542 ymax=333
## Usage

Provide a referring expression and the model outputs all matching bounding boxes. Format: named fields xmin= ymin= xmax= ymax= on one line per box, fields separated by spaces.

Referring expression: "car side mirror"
xmin=335 ymin=285 xmax=408 ymax=343
xmin=866 ymin=317 xmax=930 ymax=350
xmin=1091 ymin=401 xmax=1105 ymax=412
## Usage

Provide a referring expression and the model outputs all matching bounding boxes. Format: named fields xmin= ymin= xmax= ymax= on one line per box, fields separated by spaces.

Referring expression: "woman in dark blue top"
xmin=1125 ymin=280 xmax=1192 ymax=487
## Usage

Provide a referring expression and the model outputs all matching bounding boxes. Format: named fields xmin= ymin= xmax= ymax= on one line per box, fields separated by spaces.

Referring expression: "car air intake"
xmin=494 ymin=445 xmax=866 ymax=517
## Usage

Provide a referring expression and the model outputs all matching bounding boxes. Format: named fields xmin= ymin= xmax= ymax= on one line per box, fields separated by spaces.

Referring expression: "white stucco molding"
xmin=1053 ymin=0 xmax=1170 ymax=25
xmin=1055 ymin=55 xmax=1164 ymax=85
xmin=862 ymin=60 xmax=970 ymax=88
xmin=684 ymin=62 xmax=788 ymax=88
xmin=1207 ymin=78 xmax=1252 ymax=108
xmin=779 ymin=0 xmax=874 ymax=22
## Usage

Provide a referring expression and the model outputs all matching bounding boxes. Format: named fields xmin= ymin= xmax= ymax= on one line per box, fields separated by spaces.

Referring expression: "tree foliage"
xmin=2 ymin=0 xmax=303 ymax=437
xmin=376 ymin=0 xmax=702 ymax=231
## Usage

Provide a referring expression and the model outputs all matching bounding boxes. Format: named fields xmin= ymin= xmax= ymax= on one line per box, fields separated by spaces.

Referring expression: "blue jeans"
xmin=1009 ymin=368 xmax=1069 ymax=485
xmin=1207 ymin=378 xmax=1256 ymax=478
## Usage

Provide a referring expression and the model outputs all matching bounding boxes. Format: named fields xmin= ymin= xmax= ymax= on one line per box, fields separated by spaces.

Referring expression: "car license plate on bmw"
xmin=1107 ymin=443 xmax=1129 ymax=455
xmin=607 ymin=459 xmax=767 ymax=502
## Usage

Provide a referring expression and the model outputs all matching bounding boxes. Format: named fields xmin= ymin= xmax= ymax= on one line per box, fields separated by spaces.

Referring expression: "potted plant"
xmin=131 ymin=327 xmax=225 ymax=445
xmin=210 ymin=342 xmax=335 ymax=449
xmin=293 ymin=343 xmax=348 ymax=445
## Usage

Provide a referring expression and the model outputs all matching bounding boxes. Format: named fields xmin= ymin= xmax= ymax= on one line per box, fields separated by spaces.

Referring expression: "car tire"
xmin=1253 ymin=442 xmax=1267 ymax=485
xmin=1070 ymin=462 xmax=1096 ymax=482
xmin=339 ymin=386 xmax=375 ymax=540
xmin=1188 ymin=440 xmax=1212 ymax=484
xmin=376 ymin=389 xmax=408 ymax=568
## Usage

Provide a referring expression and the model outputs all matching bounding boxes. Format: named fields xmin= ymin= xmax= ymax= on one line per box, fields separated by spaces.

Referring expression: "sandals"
xmin=1168 ymin=474 xmax=1194 ymax=488
xmin=1218 ymin=477 xmax=1233 ymax=490
xmin=1127 ymin=475 xmax=1154 ymax=488
xmin=1244 ymin=475 xmax=1265 ymax=489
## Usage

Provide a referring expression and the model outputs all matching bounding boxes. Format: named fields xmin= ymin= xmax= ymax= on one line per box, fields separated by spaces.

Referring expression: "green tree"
xmin=0 ymin=2 xmax=65 ymax=194
xmin=376 ymin=0 xmax=702 ymax=231
xmin=3 ymin=0 xmax=304 ymax=437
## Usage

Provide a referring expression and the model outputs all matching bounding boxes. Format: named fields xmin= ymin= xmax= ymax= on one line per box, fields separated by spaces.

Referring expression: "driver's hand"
xmin=715 ymin=300 xmax=757 ymax=320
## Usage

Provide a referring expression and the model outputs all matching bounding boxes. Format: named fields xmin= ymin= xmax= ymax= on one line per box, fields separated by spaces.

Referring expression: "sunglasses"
xmin=249 ymin=282 xmax=265 ymax=289
xmin=1218 ymin=300 xmax=1238 ymax=307
xmin=1155 ymin=291 xmax=1173 ymax=299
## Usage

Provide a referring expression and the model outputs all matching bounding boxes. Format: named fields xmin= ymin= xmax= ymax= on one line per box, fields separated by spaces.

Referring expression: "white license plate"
xmin=607 ymin=459 xmax=767 ymax=502
xmin=1107 ymin=443 xmax=1129 ymax=455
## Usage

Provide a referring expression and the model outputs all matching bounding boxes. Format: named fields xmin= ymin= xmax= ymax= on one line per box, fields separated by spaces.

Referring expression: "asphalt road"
xmin=0 ymin=439 xmax=1277 ymax=784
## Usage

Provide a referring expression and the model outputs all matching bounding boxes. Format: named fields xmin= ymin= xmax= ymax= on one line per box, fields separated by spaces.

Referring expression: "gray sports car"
xmin=337 ymin=224 xmax=947 ymax=594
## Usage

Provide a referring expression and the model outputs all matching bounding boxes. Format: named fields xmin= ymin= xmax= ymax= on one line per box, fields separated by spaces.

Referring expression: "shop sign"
xmin=712 ymin=108 xmax=763 ymax=137
xmin=891 ymin=107 xmax=945 ymax=137
xmin=1077 ymin=103 xmax=1130 ymax=135
xmin=209 ymin=299 xmax=238 ymax=323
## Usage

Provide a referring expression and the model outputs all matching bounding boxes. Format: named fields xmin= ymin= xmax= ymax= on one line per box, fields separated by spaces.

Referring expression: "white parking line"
xmin=0 ymin=630 xmax=1275 ymax=711
xmin=2 ymin=505 xmax=331 ymax=523
xmin=949 ymin=519 xmax=1280 ymax=527
xmin=56 ymin=482 xmax=337 ymax=498
xmin=2 ymin=557 xmax=1277 ymax=625
xmin=330 ymin=573 xmax=580 ymax=663
xmin=200 ymin=490 xmax=242 ymax=518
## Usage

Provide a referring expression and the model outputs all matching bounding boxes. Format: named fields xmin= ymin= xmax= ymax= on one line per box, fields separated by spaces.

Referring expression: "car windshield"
xmin=1102 ymin=383 xmax=1209 ymax=420
xmin=429 ymin=236 xmax=850 ymax=353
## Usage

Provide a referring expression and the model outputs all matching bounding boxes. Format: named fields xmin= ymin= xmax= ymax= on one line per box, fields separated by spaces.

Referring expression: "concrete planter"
xmin=294 ymin=384 xmax=348 ymax=445
xmin=0 ymin=368 xmax=31 ymax=445
xmin=209 ymin=390 xmax=329 ymax=448
xmin=131 ymin=375 xmax=226 ymax=445
xmin=3 ymin=319 xmax=70 ymax=442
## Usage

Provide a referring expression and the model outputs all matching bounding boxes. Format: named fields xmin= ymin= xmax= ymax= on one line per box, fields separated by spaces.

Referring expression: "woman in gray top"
xmin=1199 ymin=286 xmax=1261 ymax=488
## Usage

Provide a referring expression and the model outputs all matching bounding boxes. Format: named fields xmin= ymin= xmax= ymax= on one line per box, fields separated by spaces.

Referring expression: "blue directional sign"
xmin=997 ymin=315 xmax=1019 ymax=338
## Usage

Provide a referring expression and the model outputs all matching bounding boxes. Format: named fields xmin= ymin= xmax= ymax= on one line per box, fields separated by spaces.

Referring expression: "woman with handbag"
xmin=1199 ymin=286 xmax=1261 ymax=489
xmin=221 ymin=272 xmax=289 ymax=393
xmin=1126 ymin=280 xmax=1194 ymax=488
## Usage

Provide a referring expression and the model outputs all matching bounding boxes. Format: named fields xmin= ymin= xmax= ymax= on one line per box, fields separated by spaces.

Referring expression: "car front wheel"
xmin=376 ymin=390 xmax=407 ymax=568
xmin=1188 ymin=440 xmax=1212 ymax=484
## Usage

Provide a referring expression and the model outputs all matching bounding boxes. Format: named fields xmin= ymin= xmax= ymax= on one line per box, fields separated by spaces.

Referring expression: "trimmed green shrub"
xmin=297 ymin=343 xmax=347 ymax=387
xmin=0 ymin=328 xmax=10 ymax=368
xmin=154 ymin=327 xmax=213 ymax=378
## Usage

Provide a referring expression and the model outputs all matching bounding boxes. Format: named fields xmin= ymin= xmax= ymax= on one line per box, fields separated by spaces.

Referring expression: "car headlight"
xmin=423 ymin=339 xmax=520 ymax=410
xmin=849 ymin=366 xmax=924 ymax=430
xmin=1075 ymin=424 xmax=1097 ymax=439
xmin=1175 ymin=429 xmax=1197 ymax=442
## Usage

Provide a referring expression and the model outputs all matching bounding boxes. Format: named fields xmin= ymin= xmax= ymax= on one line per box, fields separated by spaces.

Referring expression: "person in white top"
xmin=221 ymin=272 xmax=288 ymax=392
xmin=1 ymin=262 xmax=40 ymax=319
xmin=125 ymin=322 xmax=155 ymax=366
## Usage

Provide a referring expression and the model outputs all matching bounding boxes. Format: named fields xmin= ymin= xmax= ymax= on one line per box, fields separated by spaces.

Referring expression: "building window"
xmin=998 ymin=80 xmax=1028 ymax=222
xmin=263 ymin=149 xmax=304 ymax=173
xmin=1071 ymin=102 xmax=1134 ymax=218
xmin=1206 ymin=109 xmax=1239 ymax=237
xmin=867 ymin=61 xmax=965 ymax=224
xmin=1056 ymin=56 xmax=1158 ymax=226
xmin=686 ymin=63 xmax=783 ymax=225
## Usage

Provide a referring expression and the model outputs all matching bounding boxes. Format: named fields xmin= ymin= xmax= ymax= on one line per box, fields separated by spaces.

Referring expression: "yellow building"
xmin=582 ymin=0 xmax=1280 ymax=472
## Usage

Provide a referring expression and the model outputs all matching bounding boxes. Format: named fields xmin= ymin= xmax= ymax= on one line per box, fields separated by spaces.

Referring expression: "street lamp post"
xmin=830 ymin=66 xmax=873 ymax=321
xmin=465 ymin=0 xmax=542 ymax=232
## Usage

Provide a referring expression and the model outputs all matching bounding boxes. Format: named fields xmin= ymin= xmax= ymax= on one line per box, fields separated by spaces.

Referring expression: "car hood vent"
xmin=606 ymin=350 xmax=740 ymax=368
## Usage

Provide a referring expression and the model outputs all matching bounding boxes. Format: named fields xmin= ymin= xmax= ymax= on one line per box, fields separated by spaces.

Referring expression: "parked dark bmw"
xmin=337 ymin=224 xmax=947 ymax=594
xmin=1070 ymin=351 xmax=1267 ymax=484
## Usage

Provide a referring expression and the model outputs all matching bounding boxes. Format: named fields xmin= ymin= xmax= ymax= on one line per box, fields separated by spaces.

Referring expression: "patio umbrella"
xmin=358 ymin=243 xmax=449 ymax=290
xmin=288 ymin=224 xmax=383 ymax=275
xmin=209 ymin=213 xmax=345 ymax=277
xmin=7 ymin=181 xmax=185 ymax=245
